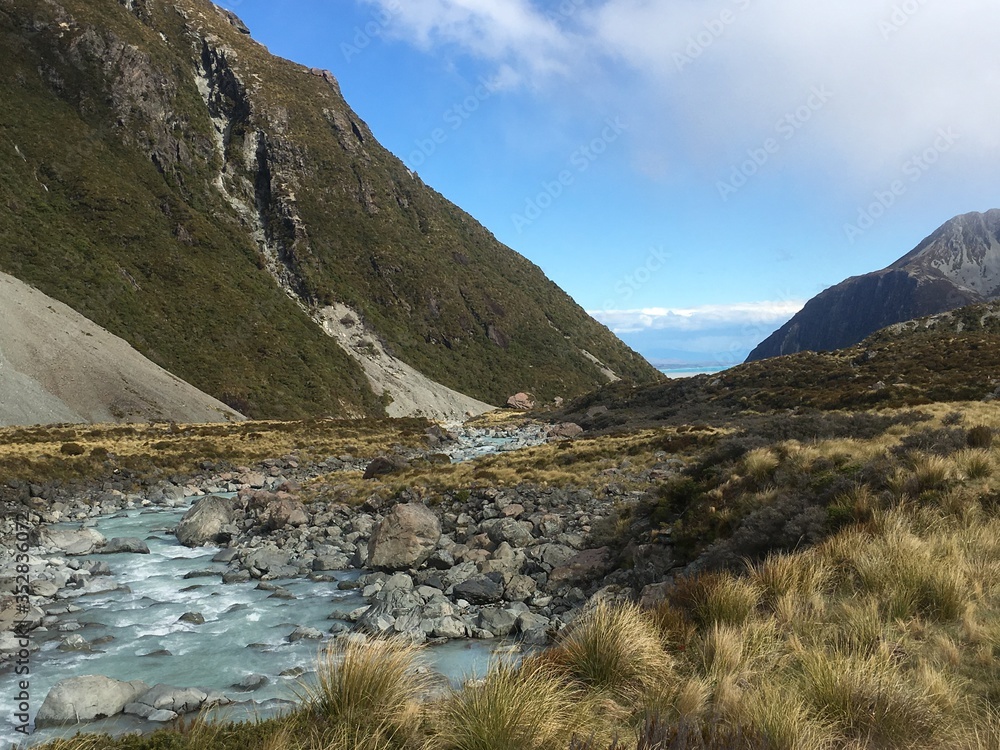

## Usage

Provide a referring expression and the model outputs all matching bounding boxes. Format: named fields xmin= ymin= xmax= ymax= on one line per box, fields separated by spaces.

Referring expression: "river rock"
xmin=102 ymin=537 xmax=151 ymax=554
xmin=178 ymin=611 xmax=205 ymax=625
xmin=478 ymin=607 xmax=518 ymax=637
xmin=483 ymin=518 xmax=534 ymax=548
xmin=30 ymin=579 xmax=59 ymax=598
xmin=368 ymin=503 xmax=441 ymax=571
xmin=506 ymin=392 xmax=535 ymax=410
xmin=234 ymin=674 xmax=269 ymax=691
xmin=245 ymin=547 xmax=297 ymax=579
xmin=260 ymin=498 xmax=309 ymax=531
xmin=130 ymin=684 xmax=208 ymax=714
xmin=35 ymin=675 xmax=150 ymax=727
xmin=287 ymin=626 xmax=323 ymax=642
xmin=548 ymin=547 xmax=611 ymax=585
xmin=39 ymin=528 xmax=106 ymax=556
xmin=547 ymin=422 xmax=584 ymax=439
xmin=176 ymin=496 xmax=237 ymax=547
xmin=452 ymin=575 xmax=504 ymax=604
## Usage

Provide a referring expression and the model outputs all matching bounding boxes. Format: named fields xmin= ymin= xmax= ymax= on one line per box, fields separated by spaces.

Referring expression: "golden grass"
xmin=0 ymin=417 xmax=431 ymax=484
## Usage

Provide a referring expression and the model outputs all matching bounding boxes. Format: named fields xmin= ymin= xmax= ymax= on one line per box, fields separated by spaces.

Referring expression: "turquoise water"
xmin=1 ymin=504 xmax=499 ymax=748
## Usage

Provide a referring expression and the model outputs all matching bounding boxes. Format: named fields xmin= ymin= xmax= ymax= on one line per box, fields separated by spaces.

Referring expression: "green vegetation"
xmin=0 ymin=0 xmax=658 ymax=421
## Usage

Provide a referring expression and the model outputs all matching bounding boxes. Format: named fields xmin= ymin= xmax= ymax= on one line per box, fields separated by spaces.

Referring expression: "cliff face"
xmin=0 ymin=0 xmax=658 ymax=419
xmin=748 ymin=211 xmax=1000 ymax=362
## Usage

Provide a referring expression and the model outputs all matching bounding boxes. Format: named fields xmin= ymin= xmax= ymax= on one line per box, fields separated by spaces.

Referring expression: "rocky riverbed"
xmin=1 ymin=420 xmax=679 ymax=742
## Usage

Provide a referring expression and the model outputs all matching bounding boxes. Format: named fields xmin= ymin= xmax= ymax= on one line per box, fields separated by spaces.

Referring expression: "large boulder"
xmin=368 ymin=503 xmax=441 ymax=571
xmin=506 ymin=392 xmax=535 ymax=410
xmin=35 ymin=675 xmax=149 ymax=727
xmin=259 ymin=497 xmax=309 ymax=531
xmin=39 ymin=528 xmax=106 ymax=556
xmin=175 ymin=496 xmax=237 ymax=547
xmin=101 ymin=537 xmax=150 ymax=555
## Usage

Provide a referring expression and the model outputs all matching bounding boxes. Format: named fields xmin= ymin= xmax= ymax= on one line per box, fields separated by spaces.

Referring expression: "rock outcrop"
xmin=749 ymin=210 xmax=1000 ymax=361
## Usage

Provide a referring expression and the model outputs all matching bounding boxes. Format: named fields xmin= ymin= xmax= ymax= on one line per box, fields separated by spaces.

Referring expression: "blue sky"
xmin=218 ymin=0 xmax=999 ymax=367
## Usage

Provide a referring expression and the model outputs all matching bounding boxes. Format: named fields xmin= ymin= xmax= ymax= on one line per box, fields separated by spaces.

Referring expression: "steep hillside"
xmin=0 ymin=272 xmax=243 ymax=425
xmin=0 ymin=0 xmax=657 ymax=420
xmin=747 ymin=210 xmax=1000 ymax=361
xmin=557 ymin=299 xmax=1000 ymax=430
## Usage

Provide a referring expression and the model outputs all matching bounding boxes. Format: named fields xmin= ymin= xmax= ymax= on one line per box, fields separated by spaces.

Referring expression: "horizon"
xmin=216 ymin=0 xmax=998 ymax=366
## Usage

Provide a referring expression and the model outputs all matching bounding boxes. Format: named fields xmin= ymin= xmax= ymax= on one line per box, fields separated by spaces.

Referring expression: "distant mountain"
xmin=0 ymin=272 xmax=243 ymax=426
xmin=747 ymin=210 xmax=1000 ymax=362
xmin=0 ymin=0 xmax=658 ymax=422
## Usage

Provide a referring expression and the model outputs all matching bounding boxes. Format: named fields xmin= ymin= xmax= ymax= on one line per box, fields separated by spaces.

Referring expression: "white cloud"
xmin=590 ymin=300 xmax=804 ymax=365
xmin=366 ymin=0 xmax=1000 ymax=183
xmin=591 ymin=300 xmax=805 ymax=334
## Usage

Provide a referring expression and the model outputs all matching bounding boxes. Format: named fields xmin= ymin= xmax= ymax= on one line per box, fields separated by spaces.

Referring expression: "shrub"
xmin=672 ymin=574 xmax=762 ymax=627
xmin=968 ymin=425 xmax=994 ymax=449
xmin=956 ymin=449 xmax=994 ymax=480
xmin=59 ymin=442 xmax=86 ymax=455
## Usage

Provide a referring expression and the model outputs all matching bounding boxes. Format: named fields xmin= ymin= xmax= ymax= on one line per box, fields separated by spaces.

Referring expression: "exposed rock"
xmin=547 ymin=422 xmax=584 ymax=439
xmin=102 ymin=537 xmax=150 ymax=554
xmin=131 ymin=684 xmax=208 ymax=714
xmin=548 ymin=547 xmax=612 ymax=585
xmin=178 ymin=611 xmax=205 ymax=625
xmin=452 ymin=575 xmax=504 ymax=604
xmin=35 ymin=675 xmax=149 ymax=727
xmin=506 ymin=392 xmax=535 ymax=410
xmin=260 ymin=497 xmax=309 ymax=530
xmin=363 ymin=455 xmax=407 ymax=480
xmin=287 ymin=626 xmax=323 ymax=642
xmin=175 ymin=496 xmax=237 ymax=547
xmin=368 ymin=503 xmax=441 ymax=571
xmin=39 ymin=528 xmax=106 ymax=555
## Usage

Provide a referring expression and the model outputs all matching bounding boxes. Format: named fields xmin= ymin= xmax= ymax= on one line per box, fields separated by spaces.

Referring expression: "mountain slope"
xmin=0 ymin=272 xmax=243 ymax=426
xmin=747 ymin=210 xmax=1000 ymax=361
xmin=0 ymin=0 xmax=658 ymax=420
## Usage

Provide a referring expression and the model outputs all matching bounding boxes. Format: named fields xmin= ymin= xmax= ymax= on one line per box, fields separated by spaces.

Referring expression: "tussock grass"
xmin=431 ymin=661 xmax=584 ymax=750
xmin=297 ymin=637 xmax=429 ymax=744
xmin=546 ymin=601 xmax=672 ymax=697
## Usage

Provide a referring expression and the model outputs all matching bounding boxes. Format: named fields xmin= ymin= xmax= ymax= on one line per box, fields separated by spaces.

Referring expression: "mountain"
xmin=0 ymin=271 xmax=243 ymax=426
xmin=0 ymin=0 xmax=658 ymax=422
xmin=747 ymin=210 xmax=1000 ymax=362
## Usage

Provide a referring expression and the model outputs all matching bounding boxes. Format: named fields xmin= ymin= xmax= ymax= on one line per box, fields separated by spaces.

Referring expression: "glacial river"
xmin=2 ymin=426 xmax=545 ymax=748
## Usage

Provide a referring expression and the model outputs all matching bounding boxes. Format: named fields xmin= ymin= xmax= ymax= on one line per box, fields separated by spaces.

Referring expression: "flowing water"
xmin=2 ymin=427 xmax=546 ymax=748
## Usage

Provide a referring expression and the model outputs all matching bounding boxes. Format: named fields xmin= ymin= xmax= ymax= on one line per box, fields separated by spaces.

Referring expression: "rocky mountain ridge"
xmin=0 ymin=0 xmax=658 ymax=422
xmin=747 ymin=209 xmax=1000 ymax=361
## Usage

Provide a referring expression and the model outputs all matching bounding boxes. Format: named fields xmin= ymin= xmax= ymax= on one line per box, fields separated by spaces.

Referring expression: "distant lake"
xmin=658 ymin=366 xmax=728 ymax=379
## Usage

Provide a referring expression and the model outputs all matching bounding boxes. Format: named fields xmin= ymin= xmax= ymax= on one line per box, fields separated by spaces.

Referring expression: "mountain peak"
xmin=747 ymin=209 xmax=1000 ymax=362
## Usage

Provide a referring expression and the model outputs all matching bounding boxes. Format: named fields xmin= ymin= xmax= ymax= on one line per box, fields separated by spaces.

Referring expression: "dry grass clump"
xmin=545 ymin=601 xmax=673 ymax=698
xmin=296 ymin=637 xmax=429 ymax=745
xmin=431 ymin=661 xmax=584 ymax=750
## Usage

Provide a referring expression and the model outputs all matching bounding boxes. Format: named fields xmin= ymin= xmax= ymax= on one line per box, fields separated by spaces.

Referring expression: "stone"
xmin=428 ymin=615 xmax=468 ymax=639
xmin=133 ymin=684 xmax=208 ymax=713
xmin=547 ymin=422 xmax=584 ymax=439
xmin=368 ymin=503 xmax=441 ymax=571
xmin=175 ymin=496 xmax=237 ymax=547
xmin=478 ymin=607 xmax=518 ymax=638
xmin=452 ymin=575 xmax=504 ymax=604
xmin=548 ymin=548 xmax=611 ymax=585
xmin=504 ymin=574 xmax=537 ymax=602
xmin=483 ymin=518 xmax=534 ymax=549
xmin=234 ymin=674 xmax=269 ymax=691
xmin=506 ymin=392 xmax=535 ymax=410
xmin=287 ymin=626 xmax=323 ymax=642
xmin=102 ymin=537 xmax=150 ymax=554
xmin=639 ymin=580 xmax=674 ymax=609
xmin=260 ymin=498 xmax=309 ymax=531
xmin=178 ymin=612 xmax=205 ymax=625
xmin=39 ymin=528 xmax=106 ymax=556
xmin=35 ymin=675 xmax=149 ymax=727
xmin=30 ymin=579 xmax=59 ymax=598
xmin=363 ymin=455 xmax=407 ymax=480
xmin=245 ymin=547 xmax=294 ymax=578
